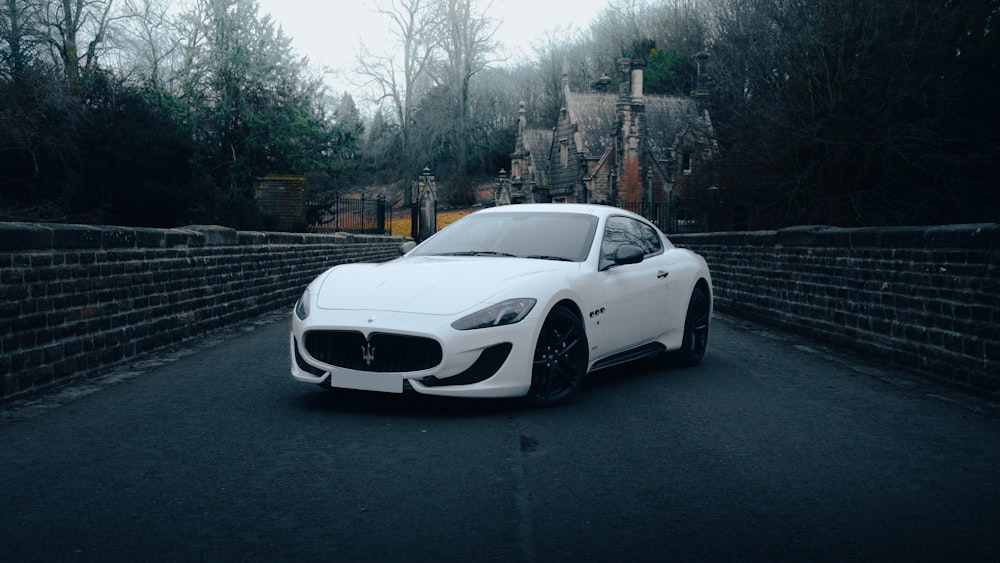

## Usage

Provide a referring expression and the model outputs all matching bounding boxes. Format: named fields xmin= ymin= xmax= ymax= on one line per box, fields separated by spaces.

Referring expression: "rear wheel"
xmin=525 ymin=306 xmax=588 ymax=406
xmin=670 ymin=286 xmax=710 ymax=367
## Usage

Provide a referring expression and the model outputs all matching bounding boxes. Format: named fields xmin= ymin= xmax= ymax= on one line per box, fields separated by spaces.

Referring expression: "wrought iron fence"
xmin=611 ymin=197 xmax=724 ymax=234
xmin=302 ymin=192 xmax=723 ymax=237
xmin=307 ymin=193 xmax=392 ymax=235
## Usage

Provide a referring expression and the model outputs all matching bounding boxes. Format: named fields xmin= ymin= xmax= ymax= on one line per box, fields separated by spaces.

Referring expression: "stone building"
xmin=509 ymin=56 xmax=717 ymax=208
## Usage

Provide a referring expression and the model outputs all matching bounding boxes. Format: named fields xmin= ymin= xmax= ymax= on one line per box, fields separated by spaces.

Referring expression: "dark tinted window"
xmin=601 ymin=216 xmax=663 ymax=265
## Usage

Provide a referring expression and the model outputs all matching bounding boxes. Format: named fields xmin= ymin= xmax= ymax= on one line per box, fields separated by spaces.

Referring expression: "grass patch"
xmin=391 ymin=209 xmax=475 ymax=238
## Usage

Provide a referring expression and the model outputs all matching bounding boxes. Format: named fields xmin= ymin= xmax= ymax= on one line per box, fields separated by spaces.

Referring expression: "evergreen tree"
xmin=177 ymin=0 xmax=338 ymax=227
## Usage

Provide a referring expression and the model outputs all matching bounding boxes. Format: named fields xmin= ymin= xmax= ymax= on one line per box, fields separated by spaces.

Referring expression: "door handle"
xmin=657 ymin=270 xmax=669 ymax=279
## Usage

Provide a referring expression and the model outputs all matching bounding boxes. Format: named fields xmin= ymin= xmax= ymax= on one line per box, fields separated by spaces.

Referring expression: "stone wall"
xmin=0 ymin=223 xmax=406 ymax=401
xmin=671 ymin=224 xmax=999 ymax=397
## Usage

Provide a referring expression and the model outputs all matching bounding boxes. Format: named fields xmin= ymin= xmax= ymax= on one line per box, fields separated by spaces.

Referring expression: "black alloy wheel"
xmin=526 ymin=306 xmax=588 ymax=406
xmin=671 ymin=286 xmax=710 ymax=367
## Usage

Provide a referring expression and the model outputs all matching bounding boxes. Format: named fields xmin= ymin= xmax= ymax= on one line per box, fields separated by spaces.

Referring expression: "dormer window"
xmin=682 ymin=152 xmax=692 ymax=174
xmin=560 ymin=140 xmax=568 ymax=168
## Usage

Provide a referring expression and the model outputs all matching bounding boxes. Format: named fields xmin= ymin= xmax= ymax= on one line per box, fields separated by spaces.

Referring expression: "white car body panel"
xmin=290 ymin=203 xmax=712 ymax=400
xmin=315 ymin=258 xmax=562 ymax=315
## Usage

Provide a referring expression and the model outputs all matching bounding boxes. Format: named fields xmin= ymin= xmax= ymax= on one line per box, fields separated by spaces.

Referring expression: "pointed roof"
xmin=522 ymin=129 xmax=553 ymax=177
xmin=565 ymin=92 xmax=618 ymax=158
xmin=563 ymin=91 xmax=711 ymax=162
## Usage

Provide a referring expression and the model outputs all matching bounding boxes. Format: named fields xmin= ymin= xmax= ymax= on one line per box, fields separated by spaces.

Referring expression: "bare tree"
xmin=524 ymin=29 xmax=587 ymax=127
xmin=467 ymin=64 xmax=519 ymax=172
xmin=109 ymin=0 xmax=180 ymax=88
xmin=37 ymin=0 xmax=119 ymax=91
xmin=175 ymin=0 xmax=212 ymax=103
xmin=433 ymin=0 xmax=500 ymax=202
xmin=355 ymin=0 xmax=441 ymax=185
xmin=704 ymin=0 xmax=989 ymax=227
xmin=1 ymin=0 xmax=45 ymax=80
xmin=587 ymin=0 xmax=645 ymax=66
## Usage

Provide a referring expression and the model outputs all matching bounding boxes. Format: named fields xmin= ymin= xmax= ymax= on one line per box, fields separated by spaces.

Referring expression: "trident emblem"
xmin=361 ymin=342 xmax=376 ymax=367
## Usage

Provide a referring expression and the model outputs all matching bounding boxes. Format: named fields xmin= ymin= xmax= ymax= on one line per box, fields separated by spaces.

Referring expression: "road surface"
xmin=2 ymin=311 xmax=999 ymax=562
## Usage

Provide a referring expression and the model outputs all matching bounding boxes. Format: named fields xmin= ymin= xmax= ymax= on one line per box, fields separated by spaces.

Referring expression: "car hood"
xmin=315 ymin=256 xmax=567 ymax=315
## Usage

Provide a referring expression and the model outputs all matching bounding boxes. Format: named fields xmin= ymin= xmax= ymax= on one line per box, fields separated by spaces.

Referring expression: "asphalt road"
xmin=2 ymin=312 xmax=999 ymax=562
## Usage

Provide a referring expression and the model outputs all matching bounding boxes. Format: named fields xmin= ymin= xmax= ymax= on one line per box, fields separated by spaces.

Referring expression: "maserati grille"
xmin=304 ymin=330 xmax=443 ymax=373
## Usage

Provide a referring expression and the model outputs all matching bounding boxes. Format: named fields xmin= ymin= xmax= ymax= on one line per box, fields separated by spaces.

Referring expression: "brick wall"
xmin=254 ymin=175 xmax=306 ymax=231
xmin=671 ymin=224 xmax=1000 ymax=397
xmin=0 ymin=223 xmax=406 ymax=401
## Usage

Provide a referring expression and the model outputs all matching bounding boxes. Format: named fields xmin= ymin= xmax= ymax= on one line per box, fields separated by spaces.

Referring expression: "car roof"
xmin=476 ymin=203 xmax=638 ymax=219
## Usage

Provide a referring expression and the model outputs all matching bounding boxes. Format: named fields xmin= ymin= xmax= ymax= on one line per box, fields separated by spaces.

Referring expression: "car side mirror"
xmin=614 ymin=244 xmax=644 ymax=266
xmin=400 ymin=241 xmax=417 ymax=255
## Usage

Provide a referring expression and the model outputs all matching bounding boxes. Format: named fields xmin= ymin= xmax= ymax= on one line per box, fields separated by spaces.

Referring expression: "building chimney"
xmin=617 ymin=58 xmax=632 ymax=97
xmin=630 ymin=58 xmax=645 ymax=103
xmin=692 ymin=51 xmax=710 ymax=110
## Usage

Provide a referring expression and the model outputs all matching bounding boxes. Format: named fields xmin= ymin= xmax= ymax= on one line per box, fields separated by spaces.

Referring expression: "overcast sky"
xmin=256 ymin=0 xmax=611 ymax=103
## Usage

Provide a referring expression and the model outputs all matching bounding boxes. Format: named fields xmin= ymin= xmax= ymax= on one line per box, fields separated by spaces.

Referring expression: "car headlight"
xmin=451 ymin=298 xmax=536 ymax=331
xmin=295 ymin=289 xmax=310 ymax=320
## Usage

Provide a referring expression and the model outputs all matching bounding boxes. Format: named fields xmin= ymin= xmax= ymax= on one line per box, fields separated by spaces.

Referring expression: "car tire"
xmin=524 ymin=306 xmax=588 ymax=406
xmin=670 ymin=286 xmax=710 ymax=367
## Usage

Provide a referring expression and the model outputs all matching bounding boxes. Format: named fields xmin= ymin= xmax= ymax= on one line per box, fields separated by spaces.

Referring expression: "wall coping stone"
xmin=177 ymin=225 xmax=239 ymax=246
xmin=0 ymin=222 xmax=406 ymax=251
xmin=672 ymin=223 xmax=999 ymax=250
xmin=0 ymin=222 xmax=52 ymax=251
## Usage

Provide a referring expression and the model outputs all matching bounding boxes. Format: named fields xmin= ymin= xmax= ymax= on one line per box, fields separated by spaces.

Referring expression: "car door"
xmin=592 ymin=215 xmax=674 ymax=357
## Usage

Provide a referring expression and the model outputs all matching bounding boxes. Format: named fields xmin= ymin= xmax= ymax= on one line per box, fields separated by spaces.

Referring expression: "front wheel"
xmin=670 ymin=286 xmax=710 ymax=367
xmin=524 ymin=306 xmax=588 ymax=406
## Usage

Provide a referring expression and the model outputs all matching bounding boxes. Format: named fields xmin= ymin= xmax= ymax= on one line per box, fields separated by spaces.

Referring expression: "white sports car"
xmin=290 ymin=203 xmax=711 ymax=405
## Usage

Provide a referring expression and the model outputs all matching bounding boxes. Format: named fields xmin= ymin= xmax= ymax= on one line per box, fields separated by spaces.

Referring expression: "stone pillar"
xmin=495 ymin=169 xmax=511 ymax=206
xmin=418 ymin=166 xmax=437 ymax=241
xmin=254 ymin=175 xmax=306 ymax=230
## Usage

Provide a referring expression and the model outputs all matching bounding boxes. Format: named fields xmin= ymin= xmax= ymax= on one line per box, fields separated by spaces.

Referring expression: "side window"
xmin=633 ymin=221 xmax=663 ymax=255
xmin=600 ymin=216 xmax=663 ymax=267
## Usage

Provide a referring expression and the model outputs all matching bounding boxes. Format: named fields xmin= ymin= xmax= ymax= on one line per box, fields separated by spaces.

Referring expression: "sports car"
xmin=290 ymin=203 xmax=711 ymax=405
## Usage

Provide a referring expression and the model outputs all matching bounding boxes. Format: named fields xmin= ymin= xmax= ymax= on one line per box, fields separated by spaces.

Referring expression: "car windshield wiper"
xmin=525 ymin=255 xmax=573 ymax=262
xmin=437 ymin=251 xmax=517 ymax=257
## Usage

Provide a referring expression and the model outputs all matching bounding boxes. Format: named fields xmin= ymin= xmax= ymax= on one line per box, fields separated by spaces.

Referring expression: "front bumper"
xmin=289 ymin=308 xmax=539 ymax=398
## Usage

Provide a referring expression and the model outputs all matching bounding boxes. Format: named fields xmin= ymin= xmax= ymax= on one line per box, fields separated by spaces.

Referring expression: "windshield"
xmin=410 ymin=211 xmax=599 ymax=262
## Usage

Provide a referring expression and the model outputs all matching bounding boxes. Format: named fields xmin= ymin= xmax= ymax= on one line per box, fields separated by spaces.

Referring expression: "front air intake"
xmin=304 ymin=330 xmax=443 ymax=373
